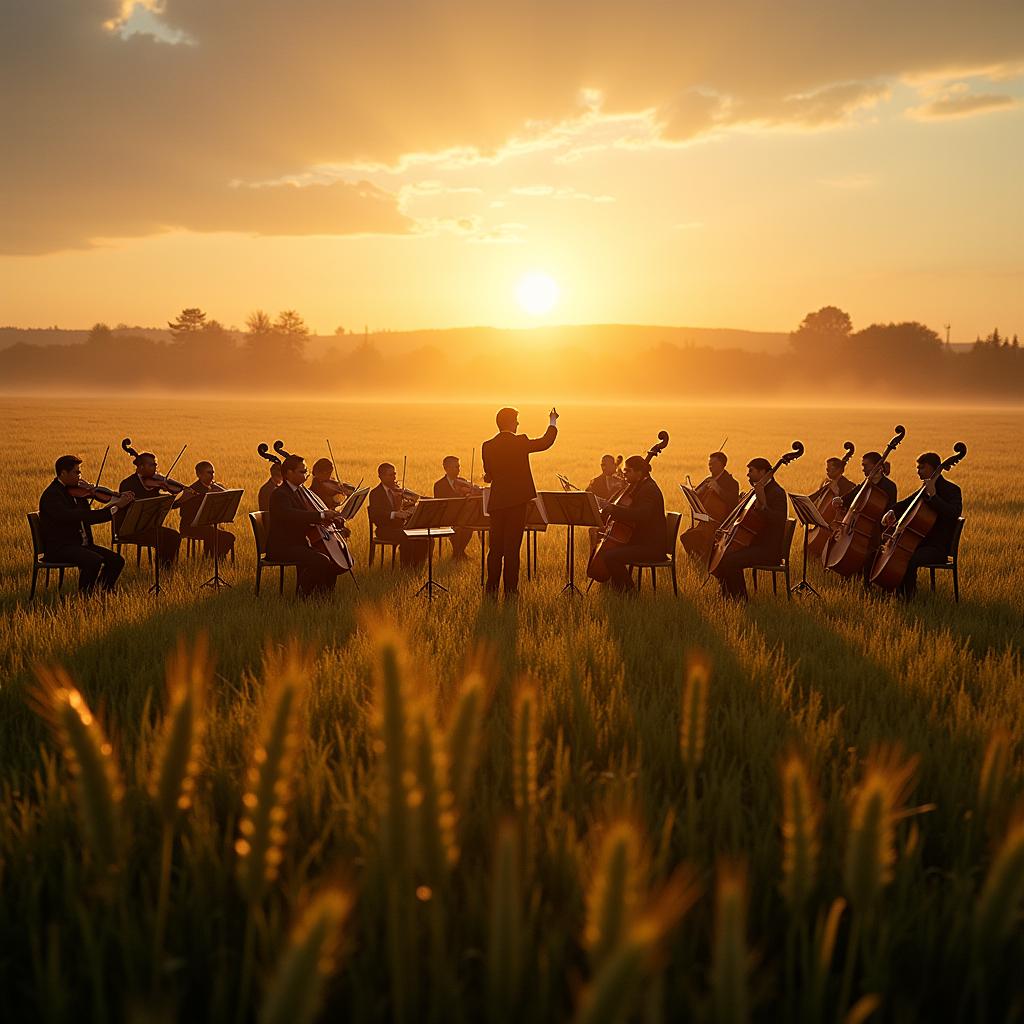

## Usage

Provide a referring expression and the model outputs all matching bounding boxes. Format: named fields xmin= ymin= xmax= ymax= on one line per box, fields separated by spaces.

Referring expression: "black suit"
xmin=600 ymin=475 xmax=667 ymax=591
xmin=887 ymin=476 xmax=963 ymax=597
xmin=266 ymin=483 xmax=340 ymax=597
xmin=113 ymin=474 xmax=182 ymax=568
xmin=840 ymin=476 xmax=898 ymax=585
xmin=433 ymin=475 xmax=475 ymax=557
xmin=179 ymin=481 xmax=235 ymax=558
xmin=481 ymin=425 xmax=557 ymax=595
xmin=681 ymin=471 xmax=741 ymax=562
xmin=367 ymin=484 xmax=429 ymax=568
xmin=712 ymin=478 xmax=789 ymax=600
xmin=38 ymin=479 xmax=125 ymax=593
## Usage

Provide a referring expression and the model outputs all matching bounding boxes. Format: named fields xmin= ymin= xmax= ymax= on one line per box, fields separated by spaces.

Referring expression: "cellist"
xmin=586 ymin=455 xmax=627 ymax=554
xmin=266 ymin=453 xmax=350 ymax=598
xmin=681 ymin=451 xmax=740 ymax=562
xmin=879 ymin=451 xmax=962 ymax=599
xmin=595 ymin=455 xmax=667 ymax=592
xmin=831 ymin=451 xmax=897 ymax=585
xmin=712 ymin=457 xmax=788 ymax=600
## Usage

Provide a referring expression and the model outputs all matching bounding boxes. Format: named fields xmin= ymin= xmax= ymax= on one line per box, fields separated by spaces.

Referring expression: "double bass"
xmin=825 ymin=425 xmax=906 ymax=576
xmin=806 ymin=440 xmax=855 ymax=559
xmin=587 ymin=431 xmax=670 ymax=583
xmin=262 ymin=441 xmax=355 ymax=573
xmin=707 ymin=441 xmax=804 ymax=576
xmin=869 ymin=443 xmax=967 ymax=590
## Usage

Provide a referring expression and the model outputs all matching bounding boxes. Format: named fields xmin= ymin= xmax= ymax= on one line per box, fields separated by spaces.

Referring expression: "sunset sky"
xmin=2 ymin=0 xmax=1022 ymax=339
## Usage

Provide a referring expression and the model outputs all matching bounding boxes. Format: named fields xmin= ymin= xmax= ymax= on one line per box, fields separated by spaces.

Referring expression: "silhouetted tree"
xmin=168 ymin=308 xmax=207 ymax=336
xmin=790 ymin=306 xmax=853 ymax=360
xmin=274 ymin=310 xmax=309 ymax=338
xmin=245 ymin=310 xmax=273 ymax=335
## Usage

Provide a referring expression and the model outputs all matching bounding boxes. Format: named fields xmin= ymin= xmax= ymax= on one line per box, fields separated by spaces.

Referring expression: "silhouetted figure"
xmin=265 ymin=453 xmax=347 ymax=598
xmin=433 ymin=455 xmax=479 ymax=559
xmin=712 ymin=457 xmax=788 ymax=601
xmin=309 ymin=458 xmax=346 ymax=510
xmin=481 ymin=406 xmax=558 ymax=597
xmin=833 ymin=451 xmax=898 ymax=586
xmin=596 ymin=455 xmax=666 ymax=592
xmin=586 ymin=455 xmax=626 ymax=501
xmin=115 ymin=451 xmax=193 ymax=569
xmin=179 ymin=460 xmax=236 ymax=559
xmin=38 ymin=455 xmax=134 ymax=594
xmin=258 ymin=462 xmax=283 ymax=512
xmin=880 ymin=452 xmax=962 ymax=599
xmin=681 ymin=451 xmax=740 ymax=562
xmin=368 ymin=463 xmax=429 ymax=569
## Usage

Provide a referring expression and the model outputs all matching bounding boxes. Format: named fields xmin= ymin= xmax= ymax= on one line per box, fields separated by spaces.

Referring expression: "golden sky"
xmin=1 ymin=0 xmax=1022 ymax=338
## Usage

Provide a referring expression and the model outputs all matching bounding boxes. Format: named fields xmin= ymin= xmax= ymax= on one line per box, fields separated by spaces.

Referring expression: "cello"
xmin=266 ymin=441 xmax=355 ymax=573
xmin=707 ymin=441 xmax=804 ymax=576
xmin=587 ymin=431 xmax=669 ymax=583
xmin=806 ymin=440 xmax=855 ymax=559
xmin=825 ymin=425 xmax=906 ymax=576
xmin=869 ymin=443 xmax=967 ymax=590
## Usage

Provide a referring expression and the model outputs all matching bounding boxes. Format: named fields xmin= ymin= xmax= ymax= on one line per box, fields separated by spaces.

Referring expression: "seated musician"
xmin=712 ymin=457 xmax=787 ymax=601
xmin=587 ymin=455 xmax=626 ymax=502
xmin=115 ymin=451 xmax=193 ymax=569
xmin=179 ymin=461 xmax=236 ymax=559
xmin=597 ymin=455 xmax=667 ymax=592
xmin=266 ymin=453 xmax=349 ymax=598
xmin=822 ymin=456 xmax=857 ymax=500
xmin=880 ymin=452 xmax=962 ymax=599
xmin=258 ymin=462 xmax=283 ymax=512
xmin=368 ymin=463 xmax=429 ymax=569
xmin=309 ymin=458 xmax=345 ymax=511
xmin=681 ymin=451 xmax=740 ymax=562
xmin=38 ymin=455 xmax=134 ymax=595
xmin=433 ymin=455 xmax=477 ymax=560
xmin=832 ymin=451 xmax=897 ymax=585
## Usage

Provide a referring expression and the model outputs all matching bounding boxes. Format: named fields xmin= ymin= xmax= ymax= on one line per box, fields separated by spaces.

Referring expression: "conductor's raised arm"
xmin=525 ymin=406 xmax=559 ymax=453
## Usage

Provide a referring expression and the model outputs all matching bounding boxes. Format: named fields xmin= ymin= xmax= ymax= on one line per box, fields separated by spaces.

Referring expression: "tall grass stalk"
xmin=679 ymin=655 xmax=709 ymax=854
xmin=712 ymin=861 xmax=749 ymax=1024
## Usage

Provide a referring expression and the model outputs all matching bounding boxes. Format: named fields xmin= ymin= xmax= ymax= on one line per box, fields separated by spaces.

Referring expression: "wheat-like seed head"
xmin=680 ymin=653 xmax=710 ymax=772
xmin=780 ymin=753 xmax=820 ymax=913
xmin=712 ymin=860 xmax=749 ymax=1024
xmin=973 ymin=819 xmax=1024 ymax=949
xmin=584 ymin=820 xmax=644 ymax=968
xmin=446 ymin=670 xmax=484 ymax=815
xmin=513 ymin=684 xmax=538 ymax=824
xmin=977 ymin=727 xmax=1012 ymax=838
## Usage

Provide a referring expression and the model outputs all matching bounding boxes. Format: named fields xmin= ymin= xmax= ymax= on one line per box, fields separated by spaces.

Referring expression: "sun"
xmin=516 ymin=272 xmax=560 ymax=316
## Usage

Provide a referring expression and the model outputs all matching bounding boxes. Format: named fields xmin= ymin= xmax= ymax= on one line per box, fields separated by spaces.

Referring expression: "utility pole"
xmin=944 ymin=322 xmax=951 ymax=346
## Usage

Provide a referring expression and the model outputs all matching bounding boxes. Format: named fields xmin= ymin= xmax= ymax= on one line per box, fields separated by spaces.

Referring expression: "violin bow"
xmin=469 ymin=447 xmax=475 ymax=486
xmin=401 ymin=455 xmax=408 ymax=496
xmin=327 ymin=438 xmax=340 ymax=482
xmin=94 ymin=445 xmax=110 ymax=490
xmin=164 ymin=443 xmax=188 ymax=480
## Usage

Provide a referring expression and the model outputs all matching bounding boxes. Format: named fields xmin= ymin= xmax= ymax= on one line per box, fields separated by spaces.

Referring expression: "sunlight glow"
xmin=516 ymin=272 xmax=560 ymax=316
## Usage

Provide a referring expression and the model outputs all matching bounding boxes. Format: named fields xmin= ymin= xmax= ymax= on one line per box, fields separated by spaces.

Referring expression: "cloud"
xmin=908 ymin=87 xmax=1018 ymax=120
xmin=2 ymin=0 xmax=1023 ymax=253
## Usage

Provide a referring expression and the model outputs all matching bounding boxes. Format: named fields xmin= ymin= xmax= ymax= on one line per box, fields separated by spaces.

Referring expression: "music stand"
xmin=789 ymin=493 xmax=830 ymax=598
xmin=192 ymin=489 xmax=243 ymax=590
xmin=524 ymin=496 xmax=548 ymax=581
xmin=118 ymin=494 xmax=175 ymax=594
xmin=404 ymin=498 xmax=460 ymax=602
xmin=536 ymin=491 xmax=603 ymax=596
xmin=679 ymin=485 xmax=713 ymax=529
xmin=456 ymin=494 xmax=490 ymax=586
xmin=338 ymin=485 xmax=371 ymax=521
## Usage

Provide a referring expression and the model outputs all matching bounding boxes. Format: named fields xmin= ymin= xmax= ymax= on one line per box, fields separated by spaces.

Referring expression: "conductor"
xmin=481 ymin=406 xmax=558 ymax=597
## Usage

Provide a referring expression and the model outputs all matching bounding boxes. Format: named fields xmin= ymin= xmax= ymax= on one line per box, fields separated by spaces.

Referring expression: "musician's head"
xmin=311 ymin=458 xmax=333 ymax=481
xmin=269 ymin=462 xmax=283 ymax=482
xmin=195 ymin=460 xmax=215 ymax=486
xmin=378 ymin=462 xmax=397 ymax=486
xmin=917 ymin=452 xmax=941 ymax=479
xmin=861 ymin=451 xmax=883 ymax=478
xmin=496 ymin=407 xmax=519 ymax=432
xmin=709 ymin=451 xmax=727 ymax=475
xmin=55 ymin=454 xmax=83 ymax=485
xmin=746 ymin=457 xmax=772 ymax=484
xmin=134 ymin=452 xmax=157 ymax=478
xmin=599 ymin=454 xmax=618 ymax=475
xmin=623 ymin=455 xmax=650 ymax=484
xmin=825 ymin=457 xmax=844 ymax=480
xmin=443 ymin=455 xmax=460 ymax=477
xmin=281 ymin=454 xmax=307 ymax=485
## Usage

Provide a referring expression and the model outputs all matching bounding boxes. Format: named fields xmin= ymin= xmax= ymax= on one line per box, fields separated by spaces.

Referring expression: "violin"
xmin=451 ymin=476 xmax=483 ymax=497
xmin=269 ymin=441 xmax=354 ymax=572
xmin=121 ymin=438 xmax=191 ymax=494
xmin=587 ymin=431 xmax=670 ymax=583
xmin=707 ymin=441 xmax=804 ymax=576
xmin=825 ymin=426 xmax=906 ymax=576
xmin=66 ymin=480 xmax=121 ymax=503
xmin=806 ymin=440 xmax=855 ymax=558
xmin=869 ymin=443 xmax=967 ymax=590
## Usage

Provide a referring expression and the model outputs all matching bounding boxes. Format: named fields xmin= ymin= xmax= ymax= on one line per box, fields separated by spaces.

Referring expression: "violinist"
xmin=832 ymin=451 xmax=897 ymax=585
xmin=310 ymin=458 xmax=349 ymax=511
xmin=178 ymin=461 xmax=236 ymax=560
xmin=115 ymin=451 xmax=194 ymax=568
xmin=433 ymin=455 xmax=480 ymax=559
xmin=586 ymin=456 xmax=627 ymax=502
xmin=266 ymin=454 xmax=349 ymax=598
xmin=879 ymin=451 xmax=962 ymax=599
xmin=712 ymin=457 xmax=788 ymax=600
xmin=596 ymin=455 xmax=667 ymax=592
xmin=368 ymin=463 xmax=429 ymax=569
xmin=681 ymin=452 xmax=740 ymax=562
xmin=38 ymin=455 xmax=134 ymax=594
xmin=258 ymin=461 xmax=283 ymax=513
